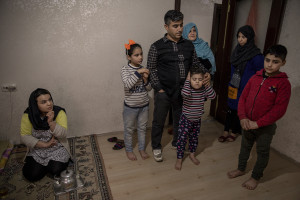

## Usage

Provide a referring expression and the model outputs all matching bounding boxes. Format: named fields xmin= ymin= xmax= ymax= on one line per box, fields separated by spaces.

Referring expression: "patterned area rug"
xmin=0 ymin=135 xmax=113 ymax=200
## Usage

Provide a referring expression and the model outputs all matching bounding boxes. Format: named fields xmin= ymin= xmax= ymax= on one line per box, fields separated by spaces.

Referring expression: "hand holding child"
xmin=203 ymin=73 xmax=211 ymax=87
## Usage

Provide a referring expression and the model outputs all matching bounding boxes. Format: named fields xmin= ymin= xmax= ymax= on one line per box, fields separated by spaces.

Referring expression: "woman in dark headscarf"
xmin=218 ymin=25 xmax=264 ymax=142
xmin=21 ymin=88 xmax=70 ymax=182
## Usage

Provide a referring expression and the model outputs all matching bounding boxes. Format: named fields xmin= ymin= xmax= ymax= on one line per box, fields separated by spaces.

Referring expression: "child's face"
xmin=190 ymin=73 xmax=204 ymax=89
xmin=36 ymin=94 xmax=53 ymax=116
xmin=188 ymin=26 xmax=197 ymax=41
xmin=264 ymin=54 xmax=286 ymax=76
xmin=237 ymin=32 xmax=247 ymax=46
xmin=127 ymin=47 xmax=143 ymax=67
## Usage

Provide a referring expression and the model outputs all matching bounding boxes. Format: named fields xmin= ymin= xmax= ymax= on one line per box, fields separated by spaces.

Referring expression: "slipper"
xmin=116 ymin=140 xmax=124 ymax=146
xmin=112 ymin=141 xmax=125 ymax=150
xmin=107 ymin=137 xmax=118 ymax=142
xmin=226 ymin=135 xmax=237 ymax=142
xmin=167 ymin=128 xmax=174 ymax=135
xmin=218 ymin=135 xmax=228 ymax=143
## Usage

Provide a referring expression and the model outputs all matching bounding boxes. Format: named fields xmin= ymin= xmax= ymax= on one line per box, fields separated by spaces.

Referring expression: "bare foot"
xmin=175 ymin=159 xmax=182 ymax=170
xmin=139 ymin=150 xmax=150 ymax=160
xmin=242 ymin=177 xmax=258 ymax=190
xmin=189 ymin=153 xmax=200 ymax=165
xmin=126 ymin=152 xmax=137 ymax=161
xmin=227 ymin=169 xmax=246 ymax=179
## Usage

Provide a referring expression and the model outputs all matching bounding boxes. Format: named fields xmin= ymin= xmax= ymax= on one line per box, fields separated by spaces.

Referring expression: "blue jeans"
xmin=123 ymin=104 xmax=149 ymax=152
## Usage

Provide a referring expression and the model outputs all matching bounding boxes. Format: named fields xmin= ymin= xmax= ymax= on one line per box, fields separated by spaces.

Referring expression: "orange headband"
xmin=124 ymin=40 xmax=136 ymax=50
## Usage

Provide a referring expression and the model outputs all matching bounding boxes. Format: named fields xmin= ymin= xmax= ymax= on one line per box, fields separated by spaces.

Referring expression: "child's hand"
xmin=186 ymin=72 xmax=191 ymax=81
xmin=240 ymin=119 xmax=250 ymax=130
xmin=137 ymin=68 xmax=149 ymax=75
xmin=143 ymin=72 xmax=149 ymax=79
xmin=249 ymin=121 xmax=258 ymax=130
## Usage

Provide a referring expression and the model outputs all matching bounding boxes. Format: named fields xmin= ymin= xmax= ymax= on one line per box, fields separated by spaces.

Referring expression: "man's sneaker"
xmin=153 ymin=149 xmax=163 ymax=162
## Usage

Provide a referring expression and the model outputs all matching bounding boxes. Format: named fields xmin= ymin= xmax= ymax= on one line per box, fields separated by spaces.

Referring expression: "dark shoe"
xmin=226 ymin=134 xmax=237 ymax=142
xmin=112 ymin=141 xmax=125 ymax=150
xmin=107 ymin=137 xmax=118 ymax=142
xmin=218 ymin=135 xmax=228 ymax=143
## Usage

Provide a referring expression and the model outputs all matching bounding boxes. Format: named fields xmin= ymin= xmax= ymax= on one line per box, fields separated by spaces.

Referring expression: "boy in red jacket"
xmin=227 ymin=44 xmax=291 ymax=190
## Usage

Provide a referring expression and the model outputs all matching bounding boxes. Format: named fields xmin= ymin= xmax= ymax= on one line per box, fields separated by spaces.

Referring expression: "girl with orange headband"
xmin=121 ymin=40 xmax=152 ymax=161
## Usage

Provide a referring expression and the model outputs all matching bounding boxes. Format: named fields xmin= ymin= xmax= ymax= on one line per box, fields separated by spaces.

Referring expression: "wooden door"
xmin=210 ymin=0 xmax=237 ymax=123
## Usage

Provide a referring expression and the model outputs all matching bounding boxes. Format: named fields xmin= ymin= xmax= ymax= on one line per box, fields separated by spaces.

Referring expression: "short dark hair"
xmin=264 ymin=44 xmax=287 ymax=61
xmin=164 ymin=10 xmax=184 ymax=25
xmin=126 ymin=43 xmax=142 ymax=56
xmin=190 ymin=63 xmax=206 ymax=76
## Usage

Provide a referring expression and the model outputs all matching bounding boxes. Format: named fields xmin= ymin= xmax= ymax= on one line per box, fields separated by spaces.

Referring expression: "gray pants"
xmin=238 ymin=123 xmax=277 ymax=180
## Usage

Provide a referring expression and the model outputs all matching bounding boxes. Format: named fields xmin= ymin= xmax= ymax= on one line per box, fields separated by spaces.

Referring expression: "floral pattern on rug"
xmin=0 ymin=135 xmax=113 ymax=200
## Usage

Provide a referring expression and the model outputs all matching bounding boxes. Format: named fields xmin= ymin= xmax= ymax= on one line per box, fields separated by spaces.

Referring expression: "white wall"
xmin=181 ymin=0 xmax=223 ymax=46
xmin=233 ymin=0 xmax=272 ymax=51
xmin=272 ymin=0 xmax=300 ymax=163
xmin=0 ymin=0 xmax=174 ymax=143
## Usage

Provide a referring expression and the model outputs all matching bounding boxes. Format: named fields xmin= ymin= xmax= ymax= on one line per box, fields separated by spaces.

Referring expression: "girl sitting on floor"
xmin=21 ymin=88 xmax=70 ymax=182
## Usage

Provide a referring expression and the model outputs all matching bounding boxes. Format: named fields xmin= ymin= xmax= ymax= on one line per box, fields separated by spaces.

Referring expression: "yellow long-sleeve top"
xmin=20 ymin=110 xmax=71 ymax=158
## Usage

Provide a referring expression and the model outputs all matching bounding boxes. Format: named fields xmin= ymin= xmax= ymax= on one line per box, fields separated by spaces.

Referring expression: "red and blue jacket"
xmin=238 ymin=69 xmax=291 ymax=128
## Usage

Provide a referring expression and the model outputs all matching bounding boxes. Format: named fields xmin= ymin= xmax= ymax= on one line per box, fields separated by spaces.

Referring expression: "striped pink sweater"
xmin=181 ymin=80 xmax=216 ymax=121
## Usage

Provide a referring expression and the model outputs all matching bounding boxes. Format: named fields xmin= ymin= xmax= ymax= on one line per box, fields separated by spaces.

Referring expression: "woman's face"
xmin=188 ymin=26 xmax=197 ymax=41
xmin=238 ymin=32 xmax=248 ymax=46
xmin=36 ymin=94 xmax=53 ymax=116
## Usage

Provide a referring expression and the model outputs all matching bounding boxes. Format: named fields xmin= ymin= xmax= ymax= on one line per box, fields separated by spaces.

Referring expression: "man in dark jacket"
xmin=147 ymin=10 xmax=210 ymax=162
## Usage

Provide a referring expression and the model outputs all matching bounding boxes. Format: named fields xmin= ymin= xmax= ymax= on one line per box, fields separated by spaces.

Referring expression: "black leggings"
xmin=224 ymin=108 xmax=241 ymax=134
xmin=22 ymin=156 xmax=69 ymax=182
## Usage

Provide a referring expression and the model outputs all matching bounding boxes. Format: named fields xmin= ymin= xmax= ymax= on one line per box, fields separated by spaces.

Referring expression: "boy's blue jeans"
xmin=238 ymin=123 xmax=277 ymax=180
xmin=123 ymin=104 xmax=149 ymax=152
